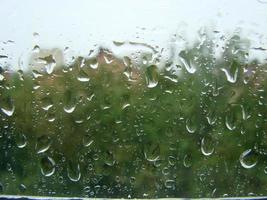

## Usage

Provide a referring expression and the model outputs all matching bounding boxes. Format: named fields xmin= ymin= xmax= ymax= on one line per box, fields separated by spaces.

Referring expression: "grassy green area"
xmin=0 ymin=34 xmax=267 ymax=198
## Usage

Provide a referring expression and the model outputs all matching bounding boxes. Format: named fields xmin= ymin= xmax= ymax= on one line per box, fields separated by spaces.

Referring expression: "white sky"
xmin=0 ymin=0 xmax=267 ymax=70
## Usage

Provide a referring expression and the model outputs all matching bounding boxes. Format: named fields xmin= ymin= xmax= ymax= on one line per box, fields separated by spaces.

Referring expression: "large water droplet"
xmin=221 ymin=61 xmax=239 ymax=83
xmin=0 ymin=96 xmax=15 ymax=117
xmin=225 ymin=105 xmax=241 ymax=131
xmin=36 ymin=135 xmax=52 ymax=154
xmin=82 ymin=134 xmax=94 ymax=147
xmin=145 ymin=65 xmax=159 ymax=88
xmin=201 ymin=136 xmax=215 ymax=156
xmin=165 ymin=179 xmax=175 ymax=189
xmin=63 ymin=90 xmax=76 ymax=113
xmin=179 ymin=51 xmax=196 ymax=74
xmin=239 ymin=149 xmax=258 ymax=169
xmin=144 ymin=143 xmax=160 ymax=162
xmin=41 ymin=97 xmax=53 ymax=111
xmin=39 ymin=55 xmax=56 ymax=75
xmin=77 ymin=69 xmax=90 ymax=82
xmin=67 ymin=161 xmax=81 ymax=182
xmin=40 ymin=156 xmax=55 ymax=177
xmin=186 ymin=116 xmax=198 ymax=133
xmin=15 ymin=133 xmax=27 ymax=148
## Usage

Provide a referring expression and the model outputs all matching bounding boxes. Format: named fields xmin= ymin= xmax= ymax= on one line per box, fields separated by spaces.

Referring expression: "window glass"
xmin=0 ymin=0 xmax=267 ymax=198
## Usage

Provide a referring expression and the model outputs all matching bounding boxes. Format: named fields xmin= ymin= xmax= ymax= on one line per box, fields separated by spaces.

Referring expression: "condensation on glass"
xmin=0 ymin=0 xmax=267 ymax=198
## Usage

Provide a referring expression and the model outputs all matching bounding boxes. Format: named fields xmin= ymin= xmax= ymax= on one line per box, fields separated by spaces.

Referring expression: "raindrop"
xmin=104 ymin=151 xmax=116 ymax=166
xmin=19 ymin=184 xmax=26 ymax=193
xmin=206 ymin=110 xmax=217 ymax=125
xmin=183 ymin=154 xmax=192 ymax=168
xmin=225 ymin=105 xmax=241 ymax=131
xmin=77 ymin=69 xmax=90 ymax=82
xmin=179 ymin=51 xmax=196 ymax=74
xmin=41 ymin=97 xmax=53 ymax=111
xmin=0 ymin=96 xmax=15 ymax=117
xmin=67 ymin=161 xmax=81 ymax=182
xmin=186 ymin=116 xmax=198 ymax=133
xmin=39 ymin=55 xmax=56 ymax=75
xmin=82 ymin=134 xmax=94 ymax=147
xmin=36 ymin=135 xmax=52 ymax=154
xmin=201 ymin=136 xmax=215 ymax=156
xmin=144 ymin=143 xmax=160 ymax=162
xmin=40 ymin=156 xmax=55 ymax=177
xmin=239 ymin=149 xmax=258 ymax=169
xmin=89 ymin=58 xmax=98 ymax=69
xmin=104 ymin=56 xmax=113 ymax=64
xmin=165 ymin=179 xmax=175 ymax=189
xmin=63 ymin=90 xmax=76 ymax=113
xmin=145 ymin=65 xmax=159 ymax=88
xmin=32 ymin=45 xmax=40 ymax=53
xmin=15 ymin=133 xmax=27 ymax=148
xmin=221 ymin=61 xmax=239 ymax=83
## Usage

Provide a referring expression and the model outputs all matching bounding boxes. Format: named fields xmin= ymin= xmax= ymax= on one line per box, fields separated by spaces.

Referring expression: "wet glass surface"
xmin=0 ymin=0 xmax=267 ymax=198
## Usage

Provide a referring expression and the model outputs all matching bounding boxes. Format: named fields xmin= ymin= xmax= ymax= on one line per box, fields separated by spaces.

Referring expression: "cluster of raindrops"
xmin=0 ymin=30 xmax=267 ymax=198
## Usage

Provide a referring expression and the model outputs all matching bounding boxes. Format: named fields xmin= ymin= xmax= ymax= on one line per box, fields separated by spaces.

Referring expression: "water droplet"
xmin=36 ymin=135 xmax=52 ymax=154
xmin=32 ymin=45 xmax=40 ymax=53
xmin=144 ymin=143 xmax=160 ymax=162
xmin=77 ymin=69 xmax=90 ymax=82
xmin=165 ymin=179 xmax=175 ymax=189
xmin=104 ymin=55 xmax=113 ymax=64
xmin=239 ymin=149 xmax=258 ymax=169
xmin=183 ymin=154 xmax=192 ymax=168
xmin=39 ymin=55 xmax=56 ymax=74
xmin=201 ymin=136 xmax=214 ymax=156
xmin=0 ymin=96 xmax=15 ymax=117
xmin=82 ymin=135 xmax=94 ymax=147
xmin=186 ymin=116 xmax=198 ymax=133
xmin=179 ymin=51 xmax=196 ymax=74
xmin=15 ymin=133 xmax=27 ymax=148
xmin=19 ymin=184 xmax=26 ymax=193
xmin=67 ymin=161 xmax=81 ymax=182
xmin=145 ymin=65 xmax=159 ymax=88
xmin=206 ymin=110 xmax=217 ymax=125
xmin=89 ymin=58 xmax=98 ymax=69
xmin=104 ymin=151 xmax=115 ymax=166
xmin=63 ymin=90 xmax=76 ymax=113
xmin=225 ymin=105 xmax=241 ymax=131
xmin=41 ymin=96 xmax=53 ymax=111
xmin=221 ymin=61 xmax=239 ymax=83
xmin=40 ymin=156 xmax=55 ymax=177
